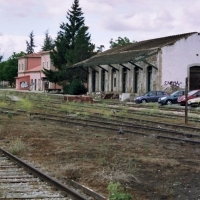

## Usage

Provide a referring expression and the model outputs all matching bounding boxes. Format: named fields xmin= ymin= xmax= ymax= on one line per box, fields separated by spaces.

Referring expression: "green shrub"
xmin=15 ymin=98 xmax=33 ymax=112
xmin=63 ymin=79 xmax=87 ymax=95
xmin=9 ymin=137 xmax=26 ymax=155
xmin=107 ymin=182 xmax=133 ymax=200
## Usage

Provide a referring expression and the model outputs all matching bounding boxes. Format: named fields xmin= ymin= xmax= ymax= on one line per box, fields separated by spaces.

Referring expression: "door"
xmin=189 ymin=66 xmax=200 ymax=90
xmin=147 ymin=66 xmax=152 ymax=92
xmin=134 ymin=67 xmax=139 ymax=93
xmin=101 ymin=69 xmax=105 ymax=91
xmin=92 ymin=70 xmax=96 ymax=92
xmin=122 ymin=68 xmax=127 ymax=93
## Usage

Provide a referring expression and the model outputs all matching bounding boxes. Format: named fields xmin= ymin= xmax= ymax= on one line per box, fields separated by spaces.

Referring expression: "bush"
xmin=63 ymin=79 xmax=87 ymax=95
xmin=107 ymin=182 xmax=133 ymax=200
xmin=9 ymin=137 xmax=26 ymax=155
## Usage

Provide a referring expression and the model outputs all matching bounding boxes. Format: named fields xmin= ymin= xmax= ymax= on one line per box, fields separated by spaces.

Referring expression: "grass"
xmin=9 ymin=137 xmax=26 ymax=155
xmin=15 ymin=98 xmax=33 ymax=112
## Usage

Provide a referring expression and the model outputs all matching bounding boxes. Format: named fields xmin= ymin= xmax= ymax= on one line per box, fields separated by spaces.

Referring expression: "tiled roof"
xmin=73 ymin=32 xmax=197 ymax=67
xmin=20 ymin=53 xmax=41 ymax=58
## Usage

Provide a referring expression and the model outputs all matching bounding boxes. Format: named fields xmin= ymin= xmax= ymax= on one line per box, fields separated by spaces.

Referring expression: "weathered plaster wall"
xmin=88 ymin=53 xmax=160 ymax=95
xmin=161 ymin=33 xmax=200 ymax=91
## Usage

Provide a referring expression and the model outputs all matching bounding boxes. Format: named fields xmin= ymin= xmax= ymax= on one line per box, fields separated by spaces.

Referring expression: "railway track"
xmin=0 ymin=148 xmax=105 ymax=200
xmin=2 ymin=107 xmax=200 ymax=145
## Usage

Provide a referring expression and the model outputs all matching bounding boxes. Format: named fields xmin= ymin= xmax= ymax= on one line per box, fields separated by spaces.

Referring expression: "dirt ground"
xmin=1 ymin=108 xmax=200 ymax=199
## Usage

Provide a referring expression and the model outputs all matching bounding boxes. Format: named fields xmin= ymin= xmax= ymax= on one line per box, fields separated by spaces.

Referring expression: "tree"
xmin=109 ymin=37 xmax=136 ymax=48
xmin=0 ymin=61 xmax=6 ymax=81
xmin=0 ymin=48 xmax=3 ymax=62
xmin=96 ymin=45 xmax=105 ymax=53
xmin=43 ymin=0 xmax=96 ymax=89
xmin=26 ymin=31 xmax=36 ymax=54
xmin=41 ymin=30 xmax=54 ymax=51
xmin=0 ymin=52 xmax=26 ymax=87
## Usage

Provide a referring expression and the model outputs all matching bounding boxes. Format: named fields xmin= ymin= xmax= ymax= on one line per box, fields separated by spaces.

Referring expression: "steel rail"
xmin=0 ymin=148 xmax=89 ymax=200
xmin=31 ymin=114 xmax=200 ymax=145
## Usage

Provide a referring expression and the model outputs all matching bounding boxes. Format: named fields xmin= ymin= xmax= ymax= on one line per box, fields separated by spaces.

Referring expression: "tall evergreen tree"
xmin=0 ymin=55 xmax=3 ymax=62
xmin=43 ymin=0 xmax=96 ymax=88
xmin=26 ymin=31 xmax=36 ymax=54
xmin=0 ymin=49 xmax=3 ymax=62
xmin=41 ymin=30 xmax=54 ymax=51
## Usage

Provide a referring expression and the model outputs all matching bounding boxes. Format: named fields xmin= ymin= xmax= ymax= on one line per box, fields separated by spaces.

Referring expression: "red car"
xmin=177 ymin=89 xmax=200 ymax=106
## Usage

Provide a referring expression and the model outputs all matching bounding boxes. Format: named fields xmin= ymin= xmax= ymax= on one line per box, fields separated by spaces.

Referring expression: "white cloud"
xmin=0 ymin=0 xmax=200 ymax=60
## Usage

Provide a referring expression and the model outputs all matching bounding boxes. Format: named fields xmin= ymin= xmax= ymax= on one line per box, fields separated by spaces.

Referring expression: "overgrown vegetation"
xmin=9 ymin=137 xmax=26 ymax=155
xmin=107 ymin=182 xmax=133 ymax=200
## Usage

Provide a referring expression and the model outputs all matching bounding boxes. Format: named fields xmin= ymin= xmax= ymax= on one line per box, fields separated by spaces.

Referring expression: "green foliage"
xmin=41 ymin=30 xmax=55 ymax=51
xmin=26 ymin=31 xmax=36 ymax=54
xmin=0 ymin=52 xmax=26 ymax=87
xmin=0 ymin=52 xmax=3 ymax=62
xmin=16 ymin=98 xmax=33 ymax=112
xmin=63 ymin=79 xmax=87 ymax=95
xmin=107 ymin=182 xmax=133 ymax=200
xmin=44 ymin=0 xmax=96 ymax=85
xmin=9 ymin=137 xmax=26 ymax=155
xmin=109 ymin=37 xmax=136 ymax=49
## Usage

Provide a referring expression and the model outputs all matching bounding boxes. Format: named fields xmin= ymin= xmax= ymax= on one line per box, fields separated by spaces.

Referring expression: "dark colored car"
xmin=158 ymin=90 xmax=185 ymax=105
xmin=134 ymin=91 xmax=168 ymax=104
xmin=177 ymin=89 xmax=200 ymax=106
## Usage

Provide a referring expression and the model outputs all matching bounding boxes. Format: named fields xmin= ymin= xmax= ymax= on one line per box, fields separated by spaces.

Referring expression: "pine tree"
xmin=0 ymin=49 xmax=3 ymax=62
xmin=41 ymin=30 xmax=54 ymax=51
xmin=0 ymin=55 xmax=3 ymax=62
xmin=26 ymin=31 xmax=36 ymax=54
xmin=43 ymin=0 xmax=96 ymax=88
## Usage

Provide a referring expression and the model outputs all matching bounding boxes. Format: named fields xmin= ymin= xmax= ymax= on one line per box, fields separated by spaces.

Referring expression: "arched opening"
xmin=189 ymin=66 xmax=200 ymax=90
xmin=147 ymin=66 xmax=152 ymax=92
xmin=122 ymin=68 xmax=127 ymax=93
xmin=134 ymin=67 xmax=139 ymax=93
xmin=111 ymin=69 xmax=116 ymax=92
xmin=101 ymin=69 xmax=105 ymax=91
xmin=92 ymin=70 xmax=96 ymax=92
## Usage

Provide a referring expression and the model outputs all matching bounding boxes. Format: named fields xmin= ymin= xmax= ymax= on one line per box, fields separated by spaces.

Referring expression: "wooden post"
xmin=185 ymin=77 xmax=188 ymax=124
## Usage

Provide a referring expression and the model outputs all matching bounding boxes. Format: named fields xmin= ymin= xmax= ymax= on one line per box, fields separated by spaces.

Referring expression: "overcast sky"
xmin=0 ymin=0 xmax=200 ymax=60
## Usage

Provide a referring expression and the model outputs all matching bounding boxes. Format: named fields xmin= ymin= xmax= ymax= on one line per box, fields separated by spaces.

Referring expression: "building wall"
xmin=16 ymin=76 xmax=30 ymax=90
xmin=161 ymin=33 xmax=200 ymax=90
xmin=16 ymin=52 xmax=61 ymax=91
xmin=88 ymin=53 xmax=160 ymax=95
xmin=27 ymin=57 xmax=41 ymax=70
xmin=88 ymin=34 xmax=200 ymax=94
xmin=41 ymin=52 xmax=52 ymax=70
xmin=18 ymin=58 xmax=27 ymax=73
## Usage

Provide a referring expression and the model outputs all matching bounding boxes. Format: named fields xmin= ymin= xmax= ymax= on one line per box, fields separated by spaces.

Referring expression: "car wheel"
xmin=166 ymin=100 xmax=172 ymax=105
xmin=141 ymin=99 xmax=147 ymax=104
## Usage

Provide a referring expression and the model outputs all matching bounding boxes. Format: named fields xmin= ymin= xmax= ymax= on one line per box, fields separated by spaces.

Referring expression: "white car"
xmin=188 ymin=97 xmax=200 ymax=107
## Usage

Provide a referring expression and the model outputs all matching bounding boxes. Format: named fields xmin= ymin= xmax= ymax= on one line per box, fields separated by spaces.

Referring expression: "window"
xmin=47 ymin=62 xmax=48 ymax=69
xmin=149 ymin=91 xmax=156 ymax=96
xmin=157 ymin=91 xmax=163 ymax=96
xmin=19 ymin=64 xmax=20 ymax=70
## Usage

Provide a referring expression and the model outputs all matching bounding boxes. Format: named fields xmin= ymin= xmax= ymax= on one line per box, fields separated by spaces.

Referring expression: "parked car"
xmin=134 ymin=91 xmax=168 ymax=104
xmin=177 ymin=89 xmax=200 ymax=106
xmin=188 ymin=97 xmax=200 ymax=107
xmin=158 ymin=90 xmax=185 ymax=105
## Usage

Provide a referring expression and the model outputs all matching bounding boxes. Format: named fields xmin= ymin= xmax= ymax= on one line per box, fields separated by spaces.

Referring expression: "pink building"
xmin=16 ymin=51 xmax=61 ymax=91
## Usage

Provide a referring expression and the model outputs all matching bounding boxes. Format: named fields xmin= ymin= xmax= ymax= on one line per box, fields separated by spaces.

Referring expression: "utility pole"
xmin=185 ymin=77 xmax=188 ymax=124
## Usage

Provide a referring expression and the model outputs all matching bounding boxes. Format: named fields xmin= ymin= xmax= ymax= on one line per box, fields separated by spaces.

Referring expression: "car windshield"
xmin=188 ymin=90 xmax=198 ymax=96
xmin=170 ymin=91 xmax=183 ymax=96
xmin=142 ymin=92 xmax=153 ymax=96
xmin=170 ymin=91 xmax=178 ymax=96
